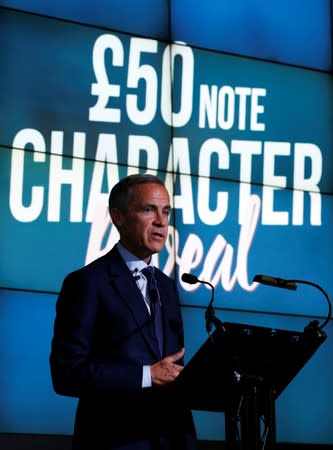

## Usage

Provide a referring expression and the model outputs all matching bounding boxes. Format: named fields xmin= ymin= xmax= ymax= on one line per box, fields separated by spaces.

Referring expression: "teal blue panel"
xmin=171 ymin=0 xmax=332 ymax=71
xmin=0 ymin=289 xmax=76 ymax=433
xmin=0 ymin=146 xmax=174 ymax=292
xmin=0 ymin=0 xmax=169 ymax=40
xmin=172 ymin=47 xmax=333 ymax=193
xmin=175 ymin=174 xmax=333 ymax=319
xmin=0 ymin=9 xmax=172 ymax=162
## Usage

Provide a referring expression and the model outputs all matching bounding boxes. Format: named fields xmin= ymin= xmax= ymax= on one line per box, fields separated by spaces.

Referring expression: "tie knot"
xmin=141 ymin=266 xmax=159 ymax=303
xmin=141 ymin=266 xmax=155 ymax=283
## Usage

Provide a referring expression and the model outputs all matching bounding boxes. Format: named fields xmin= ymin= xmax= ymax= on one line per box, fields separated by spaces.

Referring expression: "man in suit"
xmin=50 ymin=174 xmax=197 ymax=450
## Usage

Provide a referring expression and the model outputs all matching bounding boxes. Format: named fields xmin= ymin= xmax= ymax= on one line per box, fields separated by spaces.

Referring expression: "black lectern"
xmin=175 ymin=320 xmax=327 ymax=450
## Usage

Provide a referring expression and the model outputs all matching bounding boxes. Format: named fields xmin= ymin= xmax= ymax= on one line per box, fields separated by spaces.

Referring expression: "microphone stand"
xmin=204 ymin=286 xmax=226 ymax=336
xmin=254 ymin=274 xmax=332 ymax=331
xmin=288 ymin=279 xmax=332 ymax=331
xmin=204 ymin=282 xmax=215 ymax=335
xmin=181 ymin=272 xmax=224 ymax=337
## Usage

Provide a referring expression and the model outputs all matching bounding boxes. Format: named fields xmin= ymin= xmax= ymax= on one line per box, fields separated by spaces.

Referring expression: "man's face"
xmin=111 ymin=183 xmax=171 ymax=263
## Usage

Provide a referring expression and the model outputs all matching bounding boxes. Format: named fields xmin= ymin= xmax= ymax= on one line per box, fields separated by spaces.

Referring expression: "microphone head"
xmin=253 ymin=274 xmax=297 ymax=291
xmin=181 ymin=273 xmax=198 ymax=285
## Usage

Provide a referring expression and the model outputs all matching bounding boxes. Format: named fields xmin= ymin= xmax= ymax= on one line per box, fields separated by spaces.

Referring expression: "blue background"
xmin=0 ymin=0 xmax=332 ymax=445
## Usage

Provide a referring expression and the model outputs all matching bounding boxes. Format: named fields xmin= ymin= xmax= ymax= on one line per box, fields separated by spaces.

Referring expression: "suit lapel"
xmin=106 ymin=247 xmax=161 ymax=360
xmin=155 ymin=270 xmax=180 ymax=357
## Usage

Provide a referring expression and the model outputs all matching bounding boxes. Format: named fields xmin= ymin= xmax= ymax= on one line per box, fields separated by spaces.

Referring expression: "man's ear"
xmin=110 ymin=208 xmax=124 ymax=228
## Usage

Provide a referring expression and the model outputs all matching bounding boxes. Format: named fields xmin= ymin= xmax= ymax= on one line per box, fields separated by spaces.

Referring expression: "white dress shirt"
xmin=116 ymin=243 xmax=155 ymax=388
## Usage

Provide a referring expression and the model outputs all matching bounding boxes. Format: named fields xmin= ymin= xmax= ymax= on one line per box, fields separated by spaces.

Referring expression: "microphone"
xmin=181 ymin=273 xmax=217 ymax=334
xmin=253 ymin=274 xmax=297 ymax=291
xmin=181 ymin=273 xmax=214 ymax=291
xmin=181 ymin=272 xmax=200 ymax=285
xmin=253 ymin=274 xmax=332 ymax=331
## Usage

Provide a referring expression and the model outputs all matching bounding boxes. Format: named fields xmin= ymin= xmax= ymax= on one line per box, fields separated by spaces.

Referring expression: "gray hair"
xmin=108 ymin=174 xmax=165 ymax=213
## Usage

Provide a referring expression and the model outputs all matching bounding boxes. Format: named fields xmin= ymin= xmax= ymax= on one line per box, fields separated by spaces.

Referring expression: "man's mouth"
xmin=151 ymin=231 xmax=165 ymax=239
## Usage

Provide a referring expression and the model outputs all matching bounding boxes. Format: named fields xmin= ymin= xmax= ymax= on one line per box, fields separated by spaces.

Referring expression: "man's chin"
xmin=150 ymin=246 xmax=163 ymax=255
xmin=147 ymin=243 xmax=165 ymax=256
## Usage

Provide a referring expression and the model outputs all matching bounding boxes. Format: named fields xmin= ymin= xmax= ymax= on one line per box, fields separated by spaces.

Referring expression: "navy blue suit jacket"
xmin=50 ymin=246 xmax=197 ymax=450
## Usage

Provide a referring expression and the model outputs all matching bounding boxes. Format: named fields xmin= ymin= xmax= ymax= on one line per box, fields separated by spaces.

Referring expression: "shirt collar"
xmin=116 ymin=242 xmax=153 ymax=276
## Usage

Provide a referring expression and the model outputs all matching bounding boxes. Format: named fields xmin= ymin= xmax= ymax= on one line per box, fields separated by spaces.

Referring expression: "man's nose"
xmin=154 ymin=210 xmax=167 ymax=226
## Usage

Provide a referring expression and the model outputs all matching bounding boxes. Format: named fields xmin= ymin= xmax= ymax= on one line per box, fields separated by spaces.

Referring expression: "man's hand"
xmin=151 ymin=348 xmax=185 ymax=386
